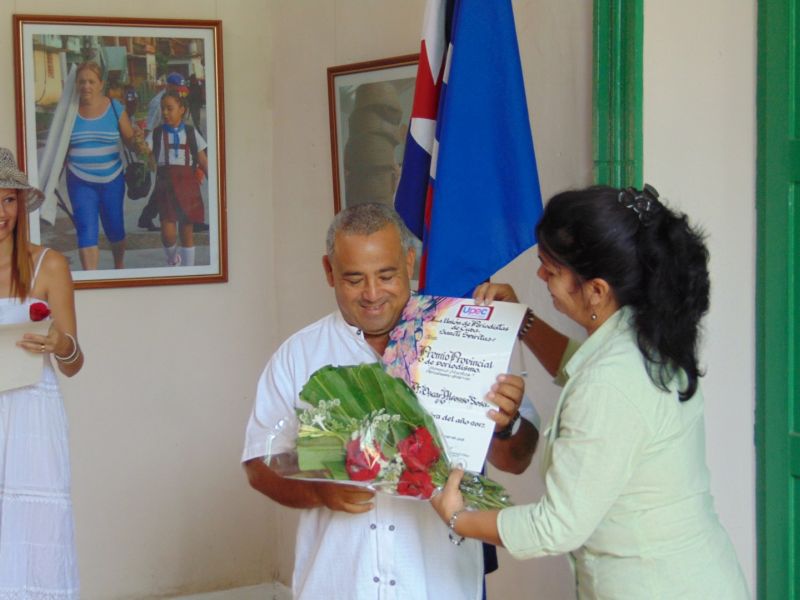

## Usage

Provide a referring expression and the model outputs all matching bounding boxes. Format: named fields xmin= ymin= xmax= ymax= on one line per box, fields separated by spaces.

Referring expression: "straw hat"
xmin=0 ymin=147 xmax=44 ymax=212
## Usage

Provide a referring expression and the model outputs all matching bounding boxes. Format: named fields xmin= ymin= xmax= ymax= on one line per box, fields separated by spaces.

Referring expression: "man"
xmin=242 ymin=203 xmax=538 ymax=599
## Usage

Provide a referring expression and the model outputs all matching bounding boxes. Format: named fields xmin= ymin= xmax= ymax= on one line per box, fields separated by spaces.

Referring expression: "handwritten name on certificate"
xmin=383 ymin=296 xmax=526 ymax=472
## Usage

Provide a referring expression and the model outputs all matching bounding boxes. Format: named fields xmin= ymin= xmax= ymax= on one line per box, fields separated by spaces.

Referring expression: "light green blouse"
xmin=498 ymin=307 xmax=749 ymax=599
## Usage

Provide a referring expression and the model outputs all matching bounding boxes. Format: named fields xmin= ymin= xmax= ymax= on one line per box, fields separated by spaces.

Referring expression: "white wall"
xmin=643 ymin=1 xmax=757 ymax=594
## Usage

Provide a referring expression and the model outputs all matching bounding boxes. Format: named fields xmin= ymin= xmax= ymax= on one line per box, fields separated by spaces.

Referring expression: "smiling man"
xmin=242 ymin=202 xmax=537 ymax=600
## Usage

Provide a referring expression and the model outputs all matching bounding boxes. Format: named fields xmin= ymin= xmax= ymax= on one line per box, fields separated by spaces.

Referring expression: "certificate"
xmin=383 ymin=296 xmax=526 ymax=472
xmin=0 ymin=320 xmax=49 ymax=393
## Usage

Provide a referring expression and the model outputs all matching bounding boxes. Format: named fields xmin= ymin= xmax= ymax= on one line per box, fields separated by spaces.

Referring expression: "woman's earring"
xmin=591 ymin=312 xmax=597 ymax=321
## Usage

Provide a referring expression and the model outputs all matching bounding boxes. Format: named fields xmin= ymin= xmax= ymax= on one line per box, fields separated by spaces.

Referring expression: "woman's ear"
xmin=586 ymin=277 xmax=615 ymax=311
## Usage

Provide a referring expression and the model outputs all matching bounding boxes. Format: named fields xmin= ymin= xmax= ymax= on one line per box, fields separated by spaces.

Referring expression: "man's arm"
xmin=244 ymin=457 xmax=375 ymax=513
xmin=243 ymin=342 xmax=377 ymax=514
xmin=487 ymin=418 xmax=538 ymax=474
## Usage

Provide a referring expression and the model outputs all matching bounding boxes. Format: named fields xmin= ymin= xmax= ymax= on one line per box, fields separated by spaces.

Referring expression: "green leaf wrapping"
xmin=296 ymin=437 xmax=344 ymax=471
xmin=300 ymin=365 xmax=371 ymax=418
xmin=301 ymin=363 xmax=443 ymax=442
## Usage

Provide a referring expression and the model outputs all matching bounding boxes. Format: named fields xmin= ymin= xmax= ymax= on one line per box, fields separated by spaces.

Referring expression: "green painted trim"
xmin=791 ymin=434 xmax=800 ymax=477
xmin=756 ymin=0 xmax=796 ymax=597
xmin=593 ymin=0 xmax=643 ymax=188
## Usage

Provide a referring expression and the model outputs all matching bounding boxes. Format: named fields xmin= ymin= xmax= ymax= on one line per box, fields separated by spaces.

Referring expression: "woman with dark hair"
xmin=431 ymin=185 xmax=749 ymax=598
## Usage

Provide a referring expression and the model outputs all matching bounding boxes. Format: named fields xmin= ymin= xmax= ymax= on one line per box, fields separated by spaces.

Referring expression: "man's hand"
xmin=315 ymin=482 xmax=375 ymax=514
xmin=486 ymin=373 xmax=524 ymax=432
xmin=473 ymin=282 xmax=520 ymax=305
xmin=486 ymin=374 xmax=537 ymax=474
xmin=245 ymin=457 xmax=376 ymax=513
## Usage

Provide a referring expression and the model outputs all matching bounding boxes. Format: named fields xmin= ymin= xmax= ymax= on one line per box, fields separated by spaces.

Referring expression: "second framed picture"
xmin=327 ymin=54 xmax=418 ymax=214
xmin=13 ymin=15 xmax=227 ymax=289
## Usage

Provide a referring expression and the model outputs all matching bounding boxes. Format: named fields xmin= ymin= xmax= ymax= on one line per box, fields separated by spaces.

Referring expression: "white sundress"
xmin=0 ymin=249 xmax=79 ymax=599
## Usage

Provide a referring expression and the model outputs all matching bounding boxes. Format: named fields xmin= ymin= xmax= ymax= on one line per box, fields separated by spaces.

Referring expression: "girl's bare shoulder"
xmin=31 ymin=245 xmax=70 ymax=280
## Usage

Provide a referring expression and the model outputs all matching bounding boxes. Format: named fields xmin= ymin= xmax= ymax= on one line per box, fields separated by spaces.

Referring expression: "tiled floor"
xmin=171 ymin=582 xmax=291 ymax=600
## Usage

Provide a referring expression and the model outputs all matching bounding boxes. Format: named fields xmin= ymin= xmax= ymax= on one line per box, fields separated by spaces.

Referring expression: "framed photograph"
xmin=13 ymin=15 xmax=227 ymax=289
xmin=327 ymin=54 xmax=418 ymax=214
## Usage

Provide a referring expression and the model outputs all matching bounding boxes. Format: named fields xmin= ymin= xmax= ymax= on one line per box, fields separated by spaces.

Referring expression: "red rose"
xmin=345 ymin=438 xmax=385 ymax=481
xmin=29 ymin=302 xmax=51 ymax=322
xmin=397 ymin=427 xmax=441 ymax=472
xmin=397 ymin=469 xmax=435 ymax=499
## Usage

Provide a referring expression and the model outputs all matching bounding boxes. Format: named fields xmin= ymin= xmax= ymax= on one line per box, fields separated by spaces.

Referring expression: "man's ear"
xmin=405 ymin=247 xmax=416 ymax=277
xmin=322 ymin=255 xmax=335 ymax=287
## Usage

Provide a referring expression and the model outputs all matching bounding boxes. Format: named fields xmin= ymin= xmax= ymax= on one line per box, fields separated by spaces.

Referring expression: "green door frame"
xmin=756 ymin=0 xmax=797 ymax=597
xmin=595 ymin=2 xmax=793 ymax=598
xmin=593 ymin=0 xmax=643 ymax=188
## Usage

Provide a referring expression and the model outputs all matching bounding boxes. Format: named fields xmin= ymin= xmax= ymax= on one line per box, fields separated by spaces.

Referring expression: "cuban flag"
xmin=395 ymin=0 xmax=543 ymax=298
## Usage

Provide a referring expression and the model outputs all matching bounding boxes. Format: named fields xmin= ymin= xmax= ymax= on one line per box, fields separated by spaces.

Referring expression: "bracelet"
xmin=493 ymin=411 xmax=521 ymax=440
xmin=518 ymin=308 xmax=535 ymax=339
xmin=58 ymin=346 xmax=82 ymax=365
xmin=448 ymin=508 xmax=466 ymax=546
xmin=54 ymin=332 xmax=80 ymax=364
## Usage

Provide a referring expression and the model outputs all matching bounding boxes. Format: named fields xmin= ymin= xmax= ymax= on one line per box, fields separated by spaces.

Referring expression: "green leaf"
xmin=300 ymin=365 xmax=369 ymax=418
xmin=389 ymin=420 xmax=413 ymax=445
xmin=300 ymin=363 xmax=446 ymax=446
xmin=350 ymin=364 xmax=386 ymax=413
xmin=323 ymin=459 xmax=349 ymax=481
xmin=297 ymin=438 xmax=344 ymax=471
xmin=300 ymin=364 xmax=411 ymax=419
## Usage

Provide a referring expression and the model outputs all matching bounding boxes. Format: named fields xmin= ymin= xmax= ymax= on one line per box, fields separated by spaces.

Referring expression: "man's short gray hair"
xmin=326 ymin=202 xmax=416 ymax=257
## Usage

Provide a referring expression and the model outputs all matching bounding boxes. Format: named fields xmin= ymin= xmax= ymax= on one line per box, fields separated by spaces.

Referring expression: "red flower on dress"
xmin=29 ymin=302 xmax=51 ymax=321
xmin=397 ymin=469 xmax=435 ymax=499
xmin=397 ymin=427 xmax=441 ymax=472
xmin=345 ymin=438 xmax=384 ymax=481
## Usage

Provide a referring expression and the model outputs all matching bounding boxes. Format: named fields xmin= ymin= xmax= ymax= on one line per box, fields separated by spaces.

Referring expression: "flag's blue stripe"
xmin=394 ymin=135 xmax=432 ymax=239
xmin=422 ymin=0 xmax=542 ymax=297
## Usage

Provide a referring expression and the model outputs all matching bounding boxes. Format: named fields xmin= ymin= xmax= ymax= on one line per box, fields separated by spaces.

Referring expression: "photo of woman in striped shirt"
xmin=66 ymin=61 xmax=144 ymax=271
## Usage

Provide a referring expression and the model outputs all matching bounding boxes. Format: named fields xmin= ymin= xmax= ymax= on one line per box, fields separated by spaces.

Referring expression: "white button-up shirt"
xmin=243 ymin=311 xmax=483 ymax=600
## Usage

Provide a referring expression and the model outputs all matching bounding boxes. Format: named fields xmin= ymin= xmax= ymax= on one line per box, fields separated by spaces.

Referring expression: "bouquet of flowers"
xmin=288 ymin=363 xmax=511 ymax=510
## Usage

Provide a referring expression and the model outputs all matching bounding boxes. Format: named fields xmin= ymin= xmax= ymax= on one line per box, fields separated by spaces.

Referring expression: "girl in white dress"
xmin=0 ymin=147 xmax=84 ymax=599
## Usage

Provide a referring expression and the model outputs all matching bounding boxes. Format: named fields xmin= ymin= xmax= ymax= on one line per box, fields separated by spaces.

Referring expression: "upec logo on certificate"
xmin=457 ymin=304 xmax=494 ymax=320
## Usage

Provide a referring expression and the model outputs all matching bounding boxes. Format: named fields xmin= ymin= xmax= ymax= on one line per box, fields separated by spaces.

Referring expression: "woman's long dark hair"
xmin=536 ymin=185 xmax=710 ymax=401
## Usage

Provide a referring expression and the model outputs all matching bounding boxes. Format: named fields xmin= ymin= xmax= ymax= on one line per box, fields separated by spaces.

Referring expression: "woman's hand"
xmin=132 ymin=126 xmax=151 ymax=158
xmin=430 ymin=467 xmax=466 ymax=525
xmin=473 ymin=282 xmax=520 ymax=305
xmin=17 ymin=322 xmax=67 ymax=356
